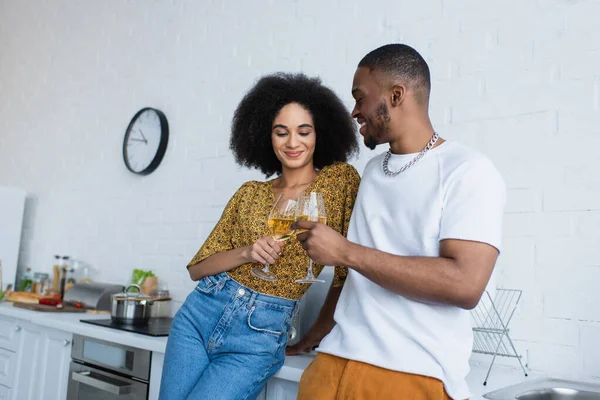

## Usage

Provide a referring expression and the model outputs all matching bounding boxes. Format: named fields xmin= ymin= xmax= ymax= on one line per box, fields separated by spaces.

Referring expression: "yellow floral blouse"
xmin=187 ymin=162 xmax=361 ymax=300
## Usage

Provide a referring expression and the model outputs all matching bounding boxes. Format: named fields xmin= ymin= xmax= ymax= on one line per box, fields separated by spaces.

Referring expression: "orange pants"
xmin=297 ymin=353 xmax=453 ymax=400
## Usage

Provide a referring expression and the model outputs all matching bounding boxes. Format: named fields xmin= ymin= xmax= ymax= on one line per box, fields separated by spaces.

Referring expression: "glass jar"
xmin=33 ymin=272 xmax=50 ymax=294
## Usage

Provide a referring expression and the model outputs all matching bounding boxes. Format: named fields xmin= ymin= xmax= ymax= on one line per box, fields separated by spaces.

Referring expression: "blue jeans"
xmin=159 ymin=273 xmax=298 ymax=400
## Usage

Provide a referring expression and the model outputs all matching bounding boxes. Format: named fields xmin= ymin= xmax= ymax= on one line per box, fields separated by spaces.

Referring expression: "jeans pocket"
xmin=247 ymin=306 xmax=285 ymax=338
xmin=195 ymin=276 xmax=218 ymax=294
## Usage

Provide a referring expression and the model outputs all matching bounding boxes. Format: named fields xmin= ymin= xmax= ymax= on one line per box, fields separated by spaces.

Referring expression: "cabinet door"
xmin=256 ymin=387 xmax=266 ymax=400
xmin=10 ymin=321 xmax=42 ymax=400
xmin=0 ymin=384 xmax=10 ymax=400
xmin=148 ymin=352 xmax=164 ymax=400
xmin=0 ymin=315 xmax=20 ymax=352
xmin=265 ymin=378 xmax=299 ymax=400
xmin=37 ymin=329 xmax=72 ymax=400
xmin=9 ymin=321 xmax=72 ymax=400
xmin=0 ymin=349 xmax=16 ymax=388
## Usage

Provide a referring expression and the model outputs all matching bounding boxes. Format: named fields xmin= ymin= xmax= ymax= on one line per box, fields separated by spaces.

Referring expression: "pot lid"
xmin=114 ymin=284 xmax=152 ymax=300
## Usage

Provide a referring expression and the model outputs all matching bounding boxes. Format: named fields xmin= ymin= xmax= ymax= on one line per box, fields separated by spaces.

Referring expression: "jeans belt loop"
xmin=216 ymin=274 xmax=228 ymax=291
xmin=247 ymin=292 xmax=257 ymax=309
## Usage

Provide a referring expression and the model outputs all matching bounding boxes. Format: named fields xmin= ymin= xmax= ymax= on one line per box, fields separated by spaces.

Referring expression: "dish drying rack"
xmin=471 ymin=288 xmax=528 ymax=385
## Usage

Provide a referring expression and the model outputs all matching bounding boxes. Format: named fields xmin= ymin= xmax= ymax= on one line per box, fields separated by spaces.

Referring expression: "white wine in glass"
xmin=295 ymin=192 xmax=327 ymax=284
xmin=251 ymin=195 xmax=297 ymax=282
xmin=294 ymin=215 xmax=327 ymax=233
xmin=268 ymin=217 xmax=296 ymax=241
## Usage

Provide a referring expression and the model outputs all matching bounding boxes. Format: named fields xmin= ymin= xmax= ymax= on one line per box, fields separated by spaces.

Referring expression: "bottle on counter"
xmin=31 ymin=272 xmax=40 ymax=294
xmin=59 ymin=256 xmax=70 ymax=300
xmin=52 ymin=255 xmax=61 ymax=292
xmin=20 ymin=267 xmax=33 ymax=292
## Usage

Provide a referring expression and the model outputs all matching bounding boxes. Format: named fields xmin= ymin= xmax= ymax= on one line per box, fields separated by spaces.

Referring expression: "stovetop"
xmin=80 ymin=317 xmax=173 ymax=337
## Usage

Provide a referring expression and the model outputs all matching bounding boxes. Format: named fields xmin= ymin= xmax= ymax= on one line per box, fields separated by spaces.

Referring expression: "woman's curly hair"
xmin=230 ymin=73 xmax=359 ymax=177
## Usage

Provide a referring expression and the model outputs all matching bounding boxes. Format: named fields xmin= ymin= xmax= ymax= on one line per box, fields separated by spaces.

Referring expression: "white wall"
xmin=1 ymin=0 xmax=599 ymax=380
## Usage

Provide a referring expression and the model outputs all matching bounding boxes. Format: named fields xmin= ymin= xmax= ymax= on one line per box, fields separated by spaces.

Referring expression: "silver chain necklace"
xmin=382 ymin=132 xmax=439 ymax=177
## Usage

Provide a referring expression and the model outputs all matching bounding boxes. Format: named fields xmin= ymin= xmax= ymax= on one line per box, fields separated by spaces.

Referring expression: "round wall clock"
xmin=122 ymin=107 xmax=169 ymax=175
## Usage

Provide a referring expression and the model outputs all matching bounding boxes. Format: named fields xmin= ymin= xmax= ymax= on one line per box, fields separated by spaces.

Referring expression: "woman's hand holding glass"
xmin=245 ymin=236 xmax=284 ymax=267
xmin=250 ymin=194 xmax=297 ymax=281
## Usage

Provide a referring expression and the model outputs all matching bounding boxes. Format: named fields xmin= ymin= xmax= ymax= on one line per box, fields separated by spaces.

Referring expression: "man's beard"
xmin=365 ymin=136 xmax=377 ymax=150
xmin=364 ymin=100 xmax=390 ymax=151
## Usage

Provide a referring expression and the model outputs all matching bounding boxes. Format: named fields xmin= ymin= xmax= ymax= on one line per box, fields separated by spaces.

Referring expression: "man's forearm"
xmin=341 ymin=242 xmax=482 ymax=309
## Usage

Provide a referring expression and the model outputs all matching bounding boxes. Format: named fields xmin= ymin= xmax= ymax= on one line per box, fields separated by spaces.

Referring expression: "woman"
xmin=159 ymin=73 xmax=360 ymax=400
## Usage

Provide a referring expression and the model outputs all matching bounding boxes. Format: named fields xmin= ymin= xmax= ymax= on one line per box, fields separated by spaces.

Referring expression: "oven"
xmin=66 ymin=334 xmax=151 ymax=400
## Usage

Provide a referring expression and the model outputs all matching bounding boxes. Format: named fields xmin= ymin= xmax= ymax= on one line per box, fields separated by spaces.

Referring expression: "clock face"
xmin=123 ymin=108 xmax=168 ymax=175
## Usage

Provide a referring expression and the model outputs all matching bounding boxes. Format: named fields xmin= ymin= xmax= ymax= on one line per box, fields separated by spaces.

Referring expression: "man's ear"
xmin=391 ymin=84 xmax=406 ymax=107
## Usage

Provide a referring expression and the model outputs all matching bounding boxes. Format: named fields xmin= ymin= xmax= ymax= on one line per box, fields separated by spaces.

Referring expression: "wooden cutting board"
xmin=13 ymin=302 xmax=86 ymax=313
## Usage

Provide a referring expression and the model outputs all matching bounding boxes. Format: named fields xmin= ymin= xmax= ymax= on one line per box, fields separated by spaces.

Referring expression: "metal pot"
xmin=111 ymin=284 xmax=154 ymax=325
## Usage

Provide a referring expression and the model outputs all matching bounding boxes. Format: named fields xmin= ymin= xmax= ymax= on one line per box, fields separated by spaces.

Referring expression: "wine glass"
xmin=251 ymin=194 xmax=297 ymax=281
xmin=295 ymin=192 xmax=327 ymax=284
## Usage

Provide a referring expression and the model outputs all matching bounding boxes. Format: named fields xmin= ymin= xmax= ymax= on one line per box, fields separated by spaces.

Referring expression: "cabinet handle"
xmin=63 ymin=339 xmax=71 ymax=346
xmin=14 ymin=325 xmax=21 ymax=332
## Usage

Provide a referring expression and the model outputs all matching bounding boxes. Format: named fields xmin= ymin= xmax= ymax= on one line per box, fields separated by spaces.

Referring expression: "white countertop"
xmin=0 ymin=302 xmax=533 ymax=392
xmin=4 ymin=301 xmax=586 ymax=397
xmin=0 ymin=302 xmax=169 ymax=353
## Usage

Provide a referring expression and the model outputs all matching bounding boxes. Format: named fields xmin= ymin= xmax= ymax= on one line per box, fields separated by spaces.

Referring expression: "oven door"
xmin=67 ymin=362 xmax=148 ymax=400
xmin=71 ymin=334 xmax=151 ymax=381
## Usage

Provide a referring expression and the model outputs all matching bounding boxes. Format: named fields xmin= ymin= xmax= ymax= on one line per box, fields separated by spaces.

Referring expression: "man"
xmin=293 ymin=44 xmax=505 ymax=399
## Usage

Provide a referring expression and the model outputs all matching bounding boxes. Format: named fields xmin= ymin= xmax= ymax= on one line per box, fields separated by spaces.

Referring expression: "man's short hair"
xmin=358 ymin=44 xmax=431 ymax=105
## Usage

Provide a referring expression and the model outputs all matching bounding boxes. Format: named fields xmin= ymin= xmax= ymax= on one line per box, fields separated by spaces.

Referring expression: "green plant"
xmin=131 ymin=269 xmax=155 ymax=286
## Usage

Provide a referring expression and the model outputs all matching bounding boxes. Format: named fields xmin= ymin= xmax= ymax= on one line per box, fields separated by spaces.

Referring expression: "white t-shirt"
xmin=318 ymin=141 xmax=506 ymax=400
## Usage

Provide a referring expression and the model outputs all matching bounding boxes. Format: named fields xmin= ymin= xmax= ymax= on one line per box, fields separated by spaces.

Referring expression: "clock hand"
xmin=130 ymin=138 xmax=146 ymax=143
xmin=138 ymin=129 xmax=148 ymax=144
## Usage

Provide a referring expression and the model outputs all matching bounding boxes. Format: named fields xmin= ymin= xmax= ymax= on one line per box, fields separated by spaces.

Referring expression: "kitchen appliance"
xmin=63 ymin=282 xmax=124 ymax=311
xmin=111 ymin=284 xmax=155 ymax=325
xmin=67 ymin=334 xmax=150 ymax=400
xmin=80 ymin=317 xmax=173 ymax=337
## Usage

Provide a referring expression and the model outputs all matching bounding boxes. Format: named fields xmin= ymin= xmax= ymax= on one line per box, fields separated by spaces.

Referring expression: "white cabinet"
xmin=36 ymin=328 xmax=72 ymax=400
xmin=0 ymin=348 xmax=16 ymax=388
xmin=265 ymin=378 xmax=299 ymax=400
xmin=0 ymin=315 xmax=20 ymax=352
xmin=256 ymin=387 xmax=266 ymax=400
xmin=10 ymin=320 xmax=42 ymax=400
xmin=149 ymin=351 xmax=164 ymax=400
xmin=0 ymin=385 xmax=9 ymax=400
xmin=0 ymin=316 xmax=72 ymax=400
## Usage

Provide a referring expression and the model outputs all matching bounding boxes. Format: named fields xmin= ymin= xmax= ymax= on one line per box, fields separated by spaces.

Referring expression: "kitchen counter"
xmin=0 ymin=301 xmax=313 ymax=382
xmin=0 ymin=301 xmax=169 ymax=353
xmin=4 ymin=301 xmax=574 ymax=395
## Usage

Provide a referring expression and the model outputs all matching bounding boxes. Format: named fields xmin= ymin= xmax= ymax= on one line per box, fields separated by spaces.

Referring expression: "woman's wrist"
xmin=239 ymin=246 xmax=253 ymax=264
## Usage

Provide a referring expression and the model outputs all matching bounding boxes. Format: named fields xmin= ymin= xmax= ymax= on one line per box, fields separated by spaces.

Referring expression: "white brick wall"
xmin=1 ymin=0 xmax=599 ymax=380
